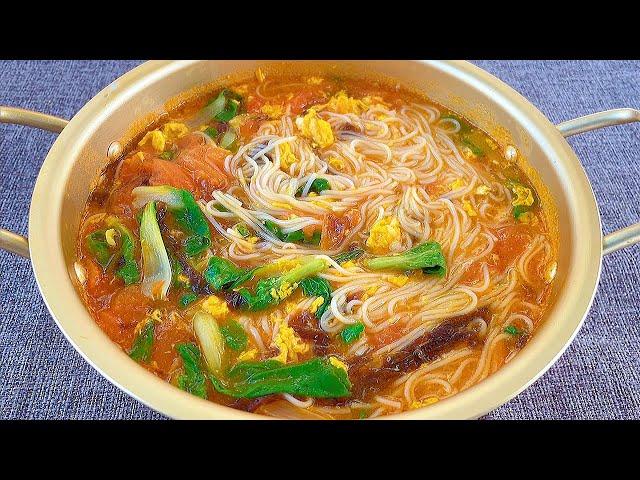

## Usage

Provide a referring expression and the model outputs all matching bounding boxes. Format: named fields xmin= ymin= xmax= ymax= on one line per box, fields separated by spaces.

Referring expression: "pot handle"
xmin=0 ymin=106 xmax=69 ymax=259
xmin=556 ymin=108 xmax=640 ymax=256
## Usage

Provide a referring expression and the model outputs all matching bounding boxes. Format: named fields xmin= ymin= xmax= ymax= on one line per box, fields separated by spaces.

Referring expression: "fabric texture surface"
xmin=0 ymin=60 xmax=638 ymax=420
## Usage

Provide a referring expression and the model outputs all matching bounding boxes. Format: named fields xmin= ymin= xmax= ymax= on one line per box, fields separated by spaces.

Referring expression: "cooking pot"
xmin=1 ymin=60 xmax=639 ymax=419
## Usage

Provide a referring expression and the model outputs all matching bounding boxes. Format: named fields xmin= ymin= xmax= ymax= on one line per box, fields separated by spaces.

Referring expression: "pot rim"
xmin=27 ymin=60 xmax=603 ymax=419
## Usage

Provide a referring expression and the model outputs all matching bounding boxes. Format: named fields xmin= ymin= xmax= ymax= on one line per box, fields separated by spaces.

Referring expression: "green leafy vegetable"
xmin=296 ymin=178 xmax=331 ymax=197
xmin=169 ymin=253 xmax=188 ymax=288
xmin=364 ymin=242 xmax=447 ymax=277
xmin=263 ymin=220 xmax=320 ymax=245
xmin=238 ymin=257 xmax=328 ymax=311
xmin=300 ymin=276 xmax=332 ymax=319
xmin=132 ymin=186 xmax=211 ymax=257
xmin=339 ymin=322 xmax=365 ymax=344
xmin=332 ymin=248 xmax=364 ymax=264
xmin=176 ymin=343 xmax=207 ymax=398
xmin=203 ymin=126 xmax=219 ymax=139
xmin=85 ymin=230 xmax=115 ymax=268
xmin=179 ymin=293 xmax=198 ymax=308
xmin=513 ymin=205 xmax=528 ymax=219
xmin=204 ymin=90 xmax=241 ymax=122
xmin=159 ymin=150 xmax=175 ymax=160
xmin=504 ymin=325 xmax=523 ymax=336
xmin=106 ymin=217 xmax=140 ymax=285
xmin=220 ymin=321 xmax=248 ymax=351
xmin=439 ymin=113 xmax=471 ymax=134
xmin=308 ymin=230 xmax=321 ymax=246
xmin=139 ymin=201 xmax=172 ymax=300
xmin=461 ymin=137 xmax=484 ymax=156
xmin=209 ymin=357 xmax=351 ymax=399
xmin=204 ymin=256 xmax=256 ymax=291
xmin=129 ymin=319 xmax=155 ymax=362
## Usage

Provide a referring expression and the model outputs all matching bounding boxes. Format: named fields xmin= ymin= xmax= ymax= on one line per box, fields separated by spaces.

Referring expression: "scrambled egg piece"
xmin=278 ymin=142 xmax=298 ymax=170
xmin=410 ymin=397 xmax=439 ymax=409
xmin=161 ymin=122 xmax=189 ymax=141
xmin=329 ymin=356 xmax=348 ymax=372
xmin=138 ymin=130 xmax=166 ymax=152
xmin=296 ymin=109 xmax=334 ymax=148
xmin=511 ymin=184 xmax=534 ymax=207
xmin=261 ymin=104 xmax=284 ymax=119
xmin=517 ymin=211 xmax=538 ymax=226
xmin=309 ymin=297 xmax=325 ymax=315
xmin=138 ymin=122 xmax=189 ymax=152
xmin=449 ymin=178 xmax=466 ymax=191
xmin=133 ymin=152 xmax=145 ymax=162
xmin=387 ymin=275 xmax=409 ymax=287
xmin=362 ymin=284 xmax=379 ymax=301
xmin=238 ymin=348 xmax=258 ymax=362
xmin=475 ymin=185 xmax=491 ymax=195
xmin=462 ymin=201 xmax=477 ymax=217
xmin=341 ymin=260 xmax=357 ymax=269
xmin=272 ymin=201 xmax=293 ymax=211
xmin=201 ymin=295 xmax=230 ymax=319
xmin=320 ymin=91 xmax=367 ymax=115
xmin=284 ymin=301 xmax=299 ymax=315
xmin=270 ymin=281 xmax=297 ymax=301
xmin=366 ymin=216 xmax=402 ymax=254
xmin=229 ymin=114 xmax=249 ymax=131
xmin=105 ymin=228 xmax=118 ymax=247
xmin=306 ymin=76 xmax=324 ymax=85
xmin=271 ymin=316 xmax=309 ymax=363
xmin=328 ymin=156 xmax=345 ymax=171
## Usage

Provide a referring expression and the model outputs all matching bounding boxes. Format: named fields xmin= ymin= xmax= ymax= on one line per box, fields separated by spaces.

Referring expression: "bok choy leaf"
xmin=209 ymin=357 xmax=351 ymax=399
xmin=132 ymin=186 xmax=212 ymax=257
xmin=364 ymin=242 xmax=447 ymax=277
xmin=176 ymin=343 xmax=207 ymax=399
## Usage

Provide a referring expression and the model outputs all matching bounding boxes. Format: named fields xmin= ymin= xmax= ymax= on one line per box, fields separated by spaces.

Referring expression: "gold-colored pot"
xmin=1 ymin=60 xmax=639 ymax=419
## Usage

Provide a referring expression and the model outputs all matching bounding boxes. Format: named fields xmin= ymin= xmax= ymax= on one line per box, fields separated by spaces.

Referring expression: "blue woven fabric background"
xmin=1 ymin=60 xmax=638 ymax=420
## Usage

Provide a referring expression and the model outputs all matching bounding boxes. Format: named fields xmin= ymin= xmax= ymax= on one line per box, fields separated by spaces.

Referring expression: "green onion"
xmin=296 ymin=178 xmax=331 ymax=197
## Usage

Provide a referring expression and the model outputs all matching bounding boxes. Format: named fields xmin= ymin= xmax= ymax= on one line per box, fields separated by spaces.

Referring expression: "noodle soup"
xmin=75 ymin=72 xmax=557 ymax=419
